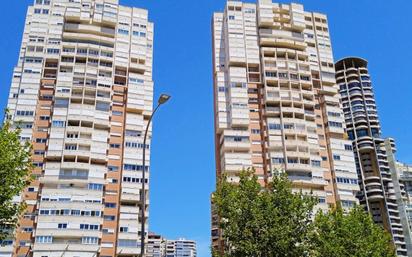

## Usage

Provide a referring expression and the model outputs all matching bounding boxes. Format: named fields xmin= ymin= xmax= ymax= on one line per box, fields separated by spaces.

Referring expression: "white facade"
xmin=2 ymin=0 xmax=154 ymax=257
xmin=212 ymin=0 xmax=360 ymax=248
xmin=147 ymin=234 xmax=196 ymax=257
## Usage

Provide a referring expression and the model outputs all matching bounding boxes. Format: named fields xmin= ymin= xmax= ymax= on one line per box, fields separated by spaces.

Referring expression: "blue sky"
xmin=1 ymin=1 xmax=412 ymax=257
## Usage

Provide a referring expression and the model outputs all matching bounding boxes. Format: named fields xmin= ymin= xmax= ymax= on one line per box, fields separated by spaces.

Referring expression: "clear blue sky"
xmin=1 ymin=1 xmax=411 ymax=257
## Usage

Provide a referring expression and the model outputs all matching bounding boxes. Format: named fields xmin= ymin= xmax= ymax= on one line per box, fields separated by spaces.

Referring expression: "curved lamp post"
xmin=140 ymin=94 xmax=171 ymax=257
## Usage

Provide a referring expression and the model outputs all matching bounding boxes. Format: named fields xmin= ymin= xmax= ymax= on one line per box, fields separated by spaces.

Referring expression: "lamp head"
xmin=158 ymin=94 xmax=171 ymax=105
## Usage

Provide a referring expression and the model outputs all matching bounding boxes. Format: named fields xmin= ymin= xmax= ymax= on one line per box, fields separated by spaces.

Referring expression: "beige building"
xmin=146 ymin=234 xmax=196 ymax=257
xmin=385 ymin=140 xmax=412 ymax=254
xmin=212 ymin=0 xmax=359 ymax=251
xmin=336 ymin=57 xmax=410 ymax=256
xmin=1 ymin=0 xmax=154 ymax=257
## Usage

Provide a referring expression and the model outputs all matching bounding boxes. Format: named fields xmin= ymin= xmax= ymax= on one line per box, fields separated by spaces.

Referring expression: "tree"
xmin=310 ymin=206 xmax=396 ymax=257
xmin=213 ymin=169 xmax=317 ymax=257
xmin=0 ymin=113 xmax=32 ymax=240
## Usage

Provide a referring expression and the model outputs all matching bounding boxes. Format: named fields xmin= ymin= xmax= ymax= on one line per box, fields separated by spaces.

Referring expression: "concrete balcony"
xmin=117 ymin=247 xmax=141 ymax=255
xmin=33 ymin=243 xmax=99 ymax=252
xmin=35 ymin=229 xmax=101 ymax=238
xmin=286 ymin=163 xmax=311 ymax=172
xmin=120 ymin=192 xmax=141 ymax=203
xmin=259 ymin=37 xmax=306 ymax=51
xmin=265 ymin=107 xmax=281 ymax=116
xmin=289 ymin=176 xmax=327 ymax=189
xmin=221 ymin=140 xmax=250 ymax=151
xmin=267 ymin=140 xmax=283 ymax=150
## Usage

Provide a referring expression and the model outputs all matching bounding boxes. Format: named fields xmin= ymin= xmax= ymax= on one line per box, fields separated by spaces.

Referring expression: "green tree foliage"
xmin=213 ymin=169 xmax=317 ymax=257
xmin=310 ymin=206 xmax=396 ymax=257
xmin=213 ymin=169 xmax=397 ymax=257
xmin=0 ymin=114 xmax=32 ymax=240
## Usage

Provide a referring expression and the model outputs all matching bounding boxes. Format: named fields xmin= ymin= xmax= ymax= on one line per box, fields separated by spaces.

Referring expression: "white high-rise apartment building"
xmin=1 ymin=0 xmax=154 ymax=257
xmin=146 ymin=234 xmax=196 ymax=257
xmin=212 ymin=0 xmax=359 ymax=251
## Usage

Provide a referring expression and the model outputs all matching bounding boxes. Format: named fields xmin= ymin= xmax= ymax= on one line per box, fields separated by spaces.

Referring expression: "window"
xmin=336 ymin=177 xmax=358 ymax=185
xmin=52 ymin=120 xmax=65 ymax=127
xmin=124 ymin=164 xmax=148 ymax=172
xmin=284 ymin=124 xmax=294 ymax=129
xmin=104 ymin=203 xmax=116 ymax=208
xmin=120 ymin=227 xmax=128 ymax=233
xmin=34 ymin=8 xmax=41 ymax=14
xmin=328 ymin=121 xmax=342 ymax=128
xmin=123 ymin=177 xmax=142 ymax=183
xmin=33 ymin=162 xmax=44 ymax=168
xmin=272 ymin=158 xmax=285 ymax=164
xmin=55 ymin=99 xmax=69 ymax=108
xmin=356 ymin=129 xmax=369 ymax=137
xmin=129 ymin=78 xmax=144 ymax=84
xmin=67 ymin=133 xmax=78 ymax=138
xmin=118 ymin=239 xmax=138 ymax=247
xmin=118 ymin=29 xmax=129 ymax=35
xmin=23 ymin=227 xmax=33 ymax=232
xmin=311 ymin=160 xmax=321 ymax=167
xmin=82 ymin=237 xmax=99 ymax=245
xmin=47 ymin=48 xmax=59 ymax=54
xmin=251 ymin=129 xmax=260 ymax=134
xmin=108 ymin=166 xmax=119 ymax=172
xmin=348 ymin=131 xmax=355 ymax=140
xmin=58 ymin=223 xmax=67 ymax=229
xmin=110 ymin=144 xmax=121 ymax=149
xmin=341 ymin=200 xmax=355 ymax=208
xmin=268 ymin=124 xmax=281 ymax=130
xmin=0 ymin=240 xmax=13 ymax=246
xmin=16 ymin=110 xmax=34 ymax=116
xmin=104 ymin=215 xmax=115 ymax=221
xmin=42 ymin=9 xmax=49 ymax=14
xmin=327 ymin=111 xmax=341 ymax=117
xmin=88 ymin=183 xmax=103 ymax=191
xmin=65 ymin=144 xmax=77 ymax=150
xmin=96 ymin=102 xmax=110 ymax=112
xmin=36 ymin=138 xmax=47 ymax=143
xmin=287 ymin=158 xmax=298 ymax=164
xmin=28 ymin=187 xmax=35 ymax=192
xmin=125 ymin=130 xmax=141 ymax=137
xmin=36 ymin=236 xmax=52 ymax=244
xmin=344 ymin=144 xmax=353 ymax=151
xmin=228 ymin=15 xmax=235 ymax=20
xmin=112 ymin=111 xmax=123 ymax=116
xmin=80 ymin=224 xmax=99 ymax=230
xmin=333 ymin=155 xmax=341 ymax=161
xmin=278 ymin=73 xmax=288 ymax=78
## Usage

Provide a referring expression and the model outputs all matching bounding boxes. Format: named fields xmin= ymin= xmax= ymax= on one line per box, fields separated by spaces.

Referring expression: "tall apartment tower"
xmin=396 ymin=161 xmax=412 ymax=231
xmin=385 ymin=139 xmax=412 ymax=254
xmin=212 ymin=0 xmax=359 ymax=250
xmin=335 ymin=57 xmax=410 ymax=256
xmin=2 ymin=0 xmax=154 ymax=257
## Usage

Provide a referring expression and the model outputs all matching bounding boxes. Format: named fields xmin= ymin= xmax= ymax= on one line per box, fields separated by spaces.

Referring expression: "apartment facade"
xmin=384 ymin=140 xmax=412 ymax=254
xmin=1 ymin=0 xmax=154 ymax=257
xmin=146 ymin=234 xmax=196 ymax=257
xmin=212 ymin=0 xmax=359 ymax=250
xmin=397 ymin=161 xmax=412 ymax=229
xmin=336 ymin=57 xmax=410 ymax=256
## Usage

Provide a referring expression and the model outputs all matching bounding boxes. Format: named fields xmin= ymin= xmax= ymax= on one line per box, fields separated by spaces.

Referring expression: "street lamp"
xmin=140 ymin=94 xmax=171 ymax=257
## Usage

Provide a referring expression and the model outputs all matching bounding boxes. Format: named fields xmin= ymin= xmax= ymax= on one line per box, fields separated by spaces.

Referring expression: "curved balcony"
xmin=365 ymin=185 xmax=383 ymax=196
xmin=367 ymin=190 xmax=384 ymax=200
xmin=357 ymin=142 xmax=374 ymax=152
